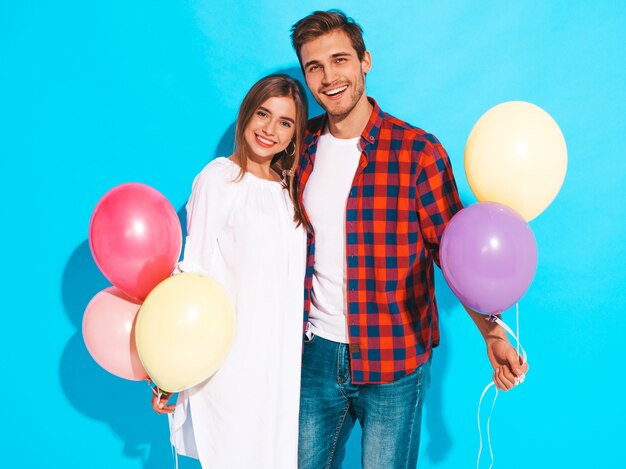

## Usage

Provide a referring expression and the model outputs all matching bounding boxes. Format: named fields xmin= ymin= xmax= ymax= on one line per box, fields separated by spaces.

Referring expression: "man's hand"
xmin=463 ymin=305 xmax=529 ymax=391
xmin=486 ymin=337 xmax=529 ymax=391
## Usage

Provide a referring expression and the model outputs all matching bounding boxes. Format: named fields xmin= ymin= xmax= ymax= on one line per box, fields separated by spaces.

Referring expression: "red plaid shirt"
xmin=297 ymin=98 xmax=463 ymax=384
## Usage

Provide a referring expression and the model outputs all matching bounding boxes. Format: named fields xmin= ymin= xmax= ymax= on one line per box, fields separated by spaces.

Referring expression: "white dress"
xmin=170 ymin=157 xmax=307 ymax=468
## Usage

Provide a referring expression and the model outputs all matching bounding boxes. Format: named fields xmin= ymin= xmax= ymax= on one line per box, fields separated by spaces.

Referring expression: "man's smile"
xmin=322 ymin=84 xmax=349 ymax=99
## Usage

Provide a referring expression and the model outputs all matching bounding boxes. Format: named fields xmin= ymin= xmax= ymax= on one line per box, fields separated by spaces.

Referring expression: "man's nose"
xmin=322 ymin=66 xmax=337 ymax=85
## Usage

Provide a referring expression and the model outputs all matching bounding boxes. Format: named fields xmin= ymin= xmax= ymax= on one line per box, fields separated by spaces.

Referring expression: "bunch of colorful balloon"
xmin=441 ymin=101 xmax=567 ymax=316
xmin=83 ymin=183 xmax=235 ymax=393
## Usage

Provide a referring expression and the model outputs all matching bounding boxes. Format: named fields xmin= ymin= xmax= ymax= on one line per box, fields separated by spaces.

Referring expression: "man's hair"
xmin=290 ymin=10 xmax=366 ymax=64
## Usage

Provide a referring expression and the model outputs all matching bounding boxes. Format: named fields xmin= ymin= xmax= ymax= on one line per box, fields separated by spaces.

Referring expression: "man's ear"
xmin=361 ymin=50 xmax=372 ymax=74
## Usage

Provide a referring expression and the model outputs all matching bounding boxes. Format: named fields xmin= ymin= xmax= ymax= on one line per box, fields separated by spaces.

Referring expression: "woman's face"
xmin=244 ymin=96 xmax=297 ymax=161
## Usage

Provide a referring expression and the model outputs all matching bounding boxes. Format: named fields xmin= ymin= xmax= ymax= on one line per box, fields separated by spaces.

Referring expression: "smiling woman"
xmin=241 ymin=96 xmax=297 ymax=178
xmin=149 ymin=74 xmax=310 ymax=469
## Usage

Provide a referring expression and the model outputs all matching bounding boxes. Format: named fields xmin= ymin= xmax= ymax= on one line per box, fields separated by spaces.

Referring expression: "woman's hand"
xmin=150 ymin=384 xmax=176 ymax=414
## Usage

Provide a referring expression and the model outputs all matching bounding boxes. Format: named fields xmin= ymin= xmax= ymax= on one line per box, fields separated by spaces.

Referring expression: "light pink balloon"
xmin=82 ymin=287 xmax=148 ymax=381
xmin=89 ymin=183 xmax=182 ymax=300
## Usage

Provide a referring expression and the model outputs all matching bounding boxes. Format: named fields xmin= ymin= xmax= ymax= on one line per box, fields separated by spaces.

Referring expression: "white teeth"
xmin=324 ymin=85 xmax=348 ymax=96
xmin=256 ymin=135 xmax=274 ymax=145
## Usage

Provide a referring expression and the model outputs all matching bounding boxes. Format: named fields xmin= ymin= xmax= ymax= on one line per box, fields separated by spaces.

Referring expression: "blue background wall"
xmin=1 ymin=1 xmax=624 ymax=467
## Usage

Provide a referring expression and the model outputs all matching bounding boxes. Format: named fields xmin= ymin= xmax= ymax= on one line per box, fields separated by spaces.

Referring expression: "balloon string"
xmin=168 ymin=412 xmax=179 ymax=469
xmin=516 ymin=303 xmax=521 ymax=362
xmin=149 ymin=381 xmax=179 ymax=469
xmin=477 ymin=381 xmax=498 ymax=469
xmin=477 ymin=305 xmax=528 ymax=468
xmin=159 ymin=388 xmax=179 ymax=469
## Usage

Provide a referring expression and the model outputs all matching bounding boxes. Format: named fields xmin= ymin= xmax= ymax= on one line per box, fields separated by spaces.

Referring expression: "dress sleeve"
xmin=415 ymin=135 xmax=464 ymax=267
xmin=178 ymin=163 xmax=233 ymax=275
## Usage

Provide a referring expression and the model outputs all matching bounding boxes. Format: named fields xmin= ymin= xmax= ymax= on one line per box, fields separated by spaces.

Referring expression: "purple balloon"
xmin=440 ymin=202 xmax=538 ymax=315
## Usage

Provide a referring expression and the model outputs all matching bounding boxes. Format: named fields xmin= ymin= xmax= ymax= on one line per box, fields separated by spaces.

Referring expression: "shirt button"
xmin=369 ymin=136 xmax=375 ymax=142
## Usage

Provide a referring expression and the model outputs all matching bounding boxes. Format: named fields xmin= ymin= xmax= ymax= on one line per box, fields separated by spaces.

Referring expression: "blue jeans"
xmin=298 ymin=334 xmax=432 ymax=469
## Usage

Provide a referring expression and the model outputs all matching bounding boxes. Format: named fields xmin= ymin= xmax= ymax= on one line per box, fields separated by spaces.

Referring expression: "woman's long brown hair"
xmin=233 ymin=74 xmax=308 ymax=226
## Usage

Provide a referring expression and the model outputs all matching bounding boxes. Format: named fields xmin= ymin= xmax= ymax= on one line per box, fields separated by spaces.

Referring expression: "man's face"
xmin=300 ymin=30 xmax=371 ymax=120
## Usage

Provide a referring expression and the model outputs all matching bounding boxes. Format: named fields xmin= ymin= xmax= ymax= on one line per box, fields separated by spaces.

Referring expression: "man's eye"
xmin=309 ymin=65 xmax=320 ymax=72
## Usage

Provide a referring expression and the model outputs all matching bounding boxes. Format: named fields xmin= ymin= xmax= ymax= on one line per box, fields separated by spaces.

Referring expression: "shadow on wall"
xmin=423 ymin=267 xmax=458 ymax=464
xmin=59 ymin=207 xmax=192 ymax=466
xmin=60 ymin=241 xmax=175 ymax=468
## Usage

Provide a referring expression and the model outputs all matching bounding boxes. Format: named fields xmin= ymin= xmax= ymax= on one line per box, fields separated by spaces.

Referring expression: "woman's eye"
xmin=257 ymin=111 xmax=268 ymax=118
xmin=280 ymin=121 xmax=292 ymax=128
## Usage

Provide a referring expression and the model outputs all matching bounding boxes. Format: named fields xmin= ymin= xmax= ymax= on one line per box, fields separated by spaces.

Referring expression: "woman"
xmin=151 ymin=74 xmax=308 ymax=468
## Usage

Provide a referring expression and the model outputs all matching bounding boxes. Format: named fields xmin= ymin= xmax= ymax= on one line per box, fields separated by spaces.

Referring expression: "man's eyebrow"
xmin=258 ymin=106 xmax=294 ymax=123
xmin=303 ymin=51 xmax=352 ymax=69
xmin=303 ymin=59 xmax=320 ymax=70
xmin=331 ymin=52 xmax=351 ymax=59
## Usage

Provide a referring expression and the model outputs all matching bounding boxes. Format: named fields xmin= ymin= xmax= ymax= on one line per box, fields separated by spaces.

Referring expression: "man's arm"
xmin=465 ymin=305 xmax=529 ymax=391
xmin=413 ymin=135 xmax=529 ymax=390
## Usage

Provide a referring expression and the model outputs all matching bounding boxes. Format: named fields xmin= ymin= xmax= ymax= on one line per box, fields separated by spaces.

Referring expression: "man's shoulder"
xmin=379 ymin=110 xmax=441 ymax=147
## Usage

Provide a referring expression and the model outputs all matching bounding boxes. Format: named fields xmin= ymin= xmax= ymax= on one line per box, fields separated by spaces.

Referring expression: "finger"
xmin=151 ymin=397 xmax=164 ymax=412
xmin=493 ymin=373 xmax=506 ymax=391
xmin=152 ymin=400 xmax=175 ymax=414
xmin=499 ymin=362 xmax=518 ymax=386
xmin=495 ymin=368 xmax=513 ymax=391
xmin=493 ymin=368 xmax=505 ymax=391
xmin=506 ymin=349 xmax=528 ymax=377
xmin=151 ymin=394 xmax=171 ymax=408
xmin=154 ymin=401 xmax=176 ymax=414
xmin=519 ymin=361 xmax=529 ymax=374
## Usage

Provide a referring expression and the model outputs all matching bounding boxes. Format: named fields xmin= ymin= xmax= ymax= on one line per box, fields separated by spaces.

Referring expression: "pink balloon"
xmin=82 ymin=287 xmax=148 ymax=381
xmin=89 ymin=183 xmax=182 ymax=300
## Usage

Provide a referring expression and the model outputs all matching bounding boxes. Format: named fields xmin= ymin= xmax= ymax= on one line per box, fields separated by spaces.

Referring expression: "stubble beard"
xmin=318 ymin=72 xmax=366 ymax=123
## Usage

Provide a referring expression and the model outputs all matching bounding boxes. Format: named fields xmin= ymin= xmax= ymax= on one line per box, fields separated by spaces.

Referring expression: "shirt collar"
xmin=304 ymin=97 xmax=384 ymax=154
xmin=359 ymin=97 xmax=384 ymax=148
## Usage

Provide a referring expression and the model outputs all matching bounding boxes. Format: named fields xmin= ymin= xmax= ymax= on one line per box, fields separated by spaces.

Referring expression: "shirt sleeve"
xmin=415 ymin=135 xmax=464 ymax=267
xmin=177 ymin=163 xmax=234 ymax=276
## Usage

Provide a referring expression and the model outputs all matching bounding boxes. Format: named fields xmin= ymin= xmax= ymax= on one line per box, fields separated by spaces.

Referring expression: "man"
xmin=290 ymin=10 xmax=529 ymax=469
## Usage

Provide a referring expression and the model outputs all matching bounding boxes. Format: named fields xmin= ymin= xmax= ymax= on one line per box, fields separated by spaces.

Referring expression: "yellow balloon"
xmin=135 ymin=273 xmax=235 ymax=393
xmin=465 ymin=101 xmax=567 ymax=221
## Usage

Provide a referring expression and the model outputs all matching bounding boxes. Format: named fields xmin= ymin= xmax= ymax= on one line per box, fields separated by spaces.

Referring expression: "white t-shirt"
xmin=303 ymin=128 xmax=361 ymax=343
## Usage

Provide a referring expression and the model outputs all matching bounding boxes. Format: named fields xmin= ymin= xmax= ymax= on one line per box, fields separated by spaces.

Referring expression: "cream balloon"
xmin=135 ymin=273 xmax=236 ymax=393
xmin=465 ymin=101 xmax=567 ymax=221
